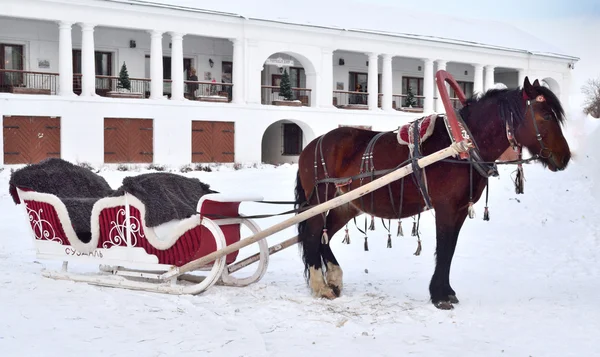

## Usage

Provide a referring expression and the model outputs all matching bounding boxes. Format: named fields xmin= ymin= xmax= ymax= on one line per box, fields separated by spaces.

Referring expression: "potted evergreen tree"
xmin=405 ymin=86 xmax=417 ymax=108
xmin=272 ymin=68 xmax=302 ymax=106
xmin=107 ymin=62 xmax=143 ymax=98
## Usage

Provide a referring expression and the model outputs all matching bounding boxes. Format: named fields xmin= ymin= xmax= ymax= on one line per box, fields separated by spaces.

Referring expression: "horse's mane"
xmin=459 ymin=86 xmax=565 ymax=126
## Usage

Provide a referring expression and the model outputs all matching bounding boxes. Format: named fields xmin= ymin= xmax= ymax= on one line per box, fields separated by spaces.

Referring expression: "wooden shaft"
xmin=227 ymin=235 xmax=299 ymax=274
xmin=161 ymin=141 xmax=469 ymax=280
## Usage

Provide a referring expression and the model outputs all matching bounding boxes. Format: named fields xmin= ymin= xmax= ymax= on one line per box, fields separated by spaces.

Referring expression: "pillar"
xmin=58 ymin=21 xmax=75 ymax=96
xmin=381 ymin=54 xmax=393 ymax=111
xmin=367 ymin=52 xmax=379 ymax=110
xmin=170 ymin=32 xmax=184 ymax=100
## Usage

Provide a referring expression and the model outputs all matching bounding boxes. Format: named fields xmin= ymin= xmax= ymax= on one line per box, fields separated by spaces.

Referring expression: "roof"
xmin=103 ymin=0 xmax=579 ymax=61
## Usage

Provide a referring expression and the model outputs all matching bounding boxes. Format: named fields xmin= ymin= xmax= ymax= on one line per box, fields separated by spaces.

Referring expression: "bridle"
xmin=504 ymin=91 xmax=560 ymax=169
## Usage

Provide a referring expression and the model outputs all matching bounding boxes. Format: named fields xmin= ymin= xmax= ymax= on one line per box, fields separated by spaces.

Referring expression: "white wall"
xmin=0 ymin=18 xmax=60 ymax=73
xmin=0 ymin=95 xmax=419 ymax=166
xmin=0 ymin=0 xmax=577 ymax=166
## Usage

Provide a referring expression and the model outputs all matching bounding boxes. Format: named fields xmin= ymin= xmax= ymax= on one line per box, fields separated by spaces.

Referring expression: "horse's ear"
xmin=523 ymin=76 xmax=537 ymax=100
xmin=533 ymin=79 xmax=540 ymax=87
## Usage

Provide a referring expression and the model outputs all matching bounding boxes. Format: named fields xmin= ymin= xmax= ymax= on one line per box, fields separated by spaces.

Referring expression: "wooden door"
xmin=191 ymin=121 xmax=234 ymax=163
xmin=104 ymin=118 xmax=153 ymax=163
xmin=3 ymin=115 xmax=60 ymax=164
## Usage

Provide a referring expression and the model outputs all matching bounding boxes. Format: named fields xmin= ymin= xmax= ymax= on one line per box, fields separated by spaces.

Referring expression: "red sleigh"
xmin=15 ymin=187 xmax=269 ymax=294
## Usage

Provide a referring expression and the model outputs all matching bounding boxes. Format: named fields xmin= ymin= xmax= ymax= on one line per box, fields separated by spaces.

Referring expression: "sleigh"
xmin=12 ymin=168 xmax=269 ymax=295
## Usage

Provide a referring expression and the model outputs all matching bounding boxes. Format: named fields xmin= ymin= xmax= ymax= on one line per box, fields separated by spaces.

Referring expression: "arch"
xmin=259 ymin=50 xmax=318 ymax=108
xmin=541 ymin=77 xmax=560 ymax=97
xmin=261 ymin=119 xmax=316 ymax=165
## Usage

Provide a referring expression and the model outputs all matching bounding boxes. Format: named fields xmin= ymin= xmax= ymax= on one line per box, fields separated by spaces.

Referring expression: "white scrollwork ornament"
xmin=26 ymin=203 xmax=64 ymax=245
xmin=103 ymin=208 xmax=145 ymax=248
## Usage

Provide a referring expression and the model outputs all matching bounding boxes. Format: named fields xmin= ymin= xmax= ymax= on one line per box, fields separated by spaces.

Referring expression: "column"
xmin=473 ymin=63 xmax=483 ymax=96
xmin=367 ymin=52 xmax=379 ymax=110
xmin=149 ymin=30 xmax=163 ymax=100
xmin=484 ymin=65 xmax=495 ymax=91
xmin=517 ymin=68 xmax=526 ymax=88
xmin=422 ymin=59 xmax=434 ymax=114
xmin=80 ymin=23 xmax=96 ymax=97
xmin=231 ymin=38 xmax=244 ymax=104
xmin=319 ymin=48 xmax=333 ymax=108
xmin=435 ymin=59 xmax=447 ymax=113
xmin=170 ymin=32 xmax=184 ymax=100
xmin=245 ymin=40 xmax=261 ymax=105
xmin=58 ymin=21 xmax=75 ymax=96
xmin=381 ymin=54 xmax=393 ymax=111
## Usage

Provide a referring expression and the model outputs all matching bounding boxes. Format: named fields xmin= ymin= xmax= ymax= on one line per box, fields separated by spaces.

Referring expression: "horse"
xmin=293 ymin=76 xmax=571 ymax=309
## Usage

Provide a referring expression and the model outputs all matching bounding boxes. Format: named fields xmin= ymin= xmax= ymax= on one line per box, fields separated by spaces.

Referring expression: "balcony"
xmin=0 ymin=69 xmax=59 ymax=95
xmin=261 ymin=86 xmax=311 ymax=107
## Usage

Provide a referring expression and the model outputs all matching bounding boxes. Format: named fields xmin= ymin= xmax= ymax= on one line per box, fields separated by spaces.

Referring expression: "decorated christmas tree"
xmin=405 ymin=86 xmax=417 ymax=107
xmin=279 ymin=68 xmax=294 ymax=101
xmin=117 ymin=62 xmax=131 ymax=91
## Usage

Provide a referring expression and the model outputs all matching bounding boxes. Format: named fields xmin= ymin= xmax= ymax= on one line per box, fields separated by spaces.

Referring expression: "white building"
xmin=0 ymin=0 xmax=579 ymax=166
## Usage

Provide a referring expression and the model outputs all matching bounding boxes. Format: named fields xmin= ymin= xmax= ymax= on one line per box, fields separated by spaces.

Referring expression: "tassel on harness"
xmin=364 ymin=237 xmax=369 ymax=251
xmin=397 ymin=220 xmax=403 ymax=237
xmin=368 ymin=215 xmax=375 ymax=231
xmin=321 ymin=228 xmax=329 ymax=245
xmin=515 ymin=163 xmax=525 ymax=194
xmin=468 ymin=201 xmax=476 ymax=219
xmin=411 ymin=221 xmax=418 ymax=236
xmin=342 ymin=224 xmax=350 ymax=244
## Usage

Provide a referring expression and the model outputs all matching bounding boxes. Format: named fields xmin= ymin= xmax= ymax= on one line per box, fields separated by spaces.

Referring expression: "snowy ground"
xmin=1 ymin=116 xmax=600 ymax=357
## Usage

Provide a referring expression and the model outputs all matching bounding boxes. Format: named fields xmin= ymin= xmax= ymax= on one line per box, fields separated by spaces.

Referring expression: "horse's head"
xmin=514 ymin=77 xmax=571 ymax=171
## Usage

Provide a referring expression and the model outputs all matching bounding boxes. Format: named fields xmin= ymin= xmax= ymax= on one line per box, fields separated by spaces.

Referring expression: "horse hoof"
xmin=314 ymin=286 xmax=337 ymax=300
xmin=448 ymin=295 xmax=459 ymax=304
xmin=433 ymin=300 xmax=454 ymax=310
xmin=329 ymin=284 xmax=341 ymax=297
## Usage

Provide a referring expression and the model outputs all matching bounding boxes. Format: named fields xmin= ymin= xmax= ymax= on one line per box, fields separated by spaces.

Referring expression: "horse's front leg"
xmin=429 ymin=204 xmax=468 ymax=310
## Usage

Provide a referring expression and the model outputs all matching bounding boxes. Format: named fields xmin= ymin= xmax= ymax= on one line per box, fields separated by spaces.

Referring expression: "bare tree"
xmin=582 ymin=78 xmax=600 ymax=118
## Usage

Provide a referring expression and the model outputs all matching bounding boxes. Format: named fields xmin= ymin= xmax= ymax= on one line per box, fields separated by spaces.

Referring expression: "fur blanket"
xmin=9 ymin=158 xmax=115 ymax=242
xmin=113 ymin=172 xmax=217 ymax=227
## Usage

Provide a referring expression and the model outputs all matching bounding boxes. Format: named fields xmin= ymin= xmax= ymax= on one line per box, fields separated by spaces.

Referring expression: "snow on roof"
xmin=104 ymin=0 xmax=578 ymax=60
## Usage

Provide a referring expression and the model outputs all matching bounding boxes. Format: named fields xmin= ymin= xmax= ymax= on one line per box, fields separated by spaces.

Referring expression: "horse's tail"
xmin=294 ymin=169 xmax=308 ymax=236
xmin=294 ymin=169 xmax=311 ymax=278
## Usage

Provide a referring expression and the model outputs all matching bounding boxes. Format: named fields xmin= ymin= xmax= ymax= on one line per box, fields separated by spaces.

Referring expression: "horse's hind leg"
xmin=321 ymin=205 xmax=359 ymax=297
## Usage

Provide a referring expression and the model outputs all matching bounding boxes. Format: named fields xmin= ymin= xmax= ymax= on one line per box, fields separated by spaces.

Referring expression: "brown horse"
xmin=294 ymin=77 xmax=571 ymax=309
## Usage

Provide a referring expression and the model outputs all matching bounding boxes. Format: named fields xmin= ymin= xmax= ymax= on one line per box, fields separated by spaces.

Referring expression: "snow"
xmin=108 ymin=0 xmax=574 ymax=58
xmin=1 ymin=110 xmax=600 ymax=356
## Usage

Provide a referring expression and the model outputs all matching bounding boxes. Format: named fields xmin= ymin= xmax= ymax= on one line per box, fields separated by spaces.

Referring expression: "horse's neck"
xmin=462 ymin=103 xmax=512 ymax=162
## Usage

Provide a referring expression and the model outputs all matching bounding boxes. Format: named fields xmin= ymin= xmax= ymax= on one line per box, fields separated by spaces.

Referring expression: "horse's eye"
xmin=543 ymin=113 xmax=553 ymax=121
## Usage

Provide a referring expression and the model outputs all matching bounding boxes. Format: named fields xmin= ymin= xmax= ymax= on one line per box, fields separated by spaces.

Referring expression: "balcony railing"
xmin=261 ymin=86 xmax=311 ymax=106
xmin=391 ymin=94 xmax=425 ymax=111
xmin=184 ymin=80 xmax=233 ymax=102
xmin=333 ymin=90 xmax=368 ymax=109
xmin=0 ymin=69 xmax=58 ymax=95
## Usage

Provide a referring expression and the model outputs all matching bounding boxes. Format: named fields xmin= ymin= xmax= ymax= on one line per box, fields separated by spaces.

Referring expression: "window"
xmin=282 ymin=123 xmax=302 ymax=155
xmin=72 ymin=50 xmax=113 ymax=76
xmin=289 ymin=67 xmax=305 ymax=88
xmin=349 ymin=72 xmax=368 ymax=92
xmin=1 ymin=44 xmax=24 ymax=70
xmin=1 ymin=44 xmax=24 ymax=88
xmin=402 ymin=77 xmax=424 ymax=107
xmin=222 ymin=61 xmax=232 ymax=83
xmin=451 ymin=81 xmax=474 ymax=98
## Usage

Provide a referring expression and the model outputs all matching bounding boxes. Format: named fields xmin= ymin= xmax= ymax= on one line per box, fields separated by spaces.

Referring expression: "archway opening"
xmin=260 ymin=52 xmax=316 ymax=107
xmin=261 ymin=119 xmax=315 ymax=164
